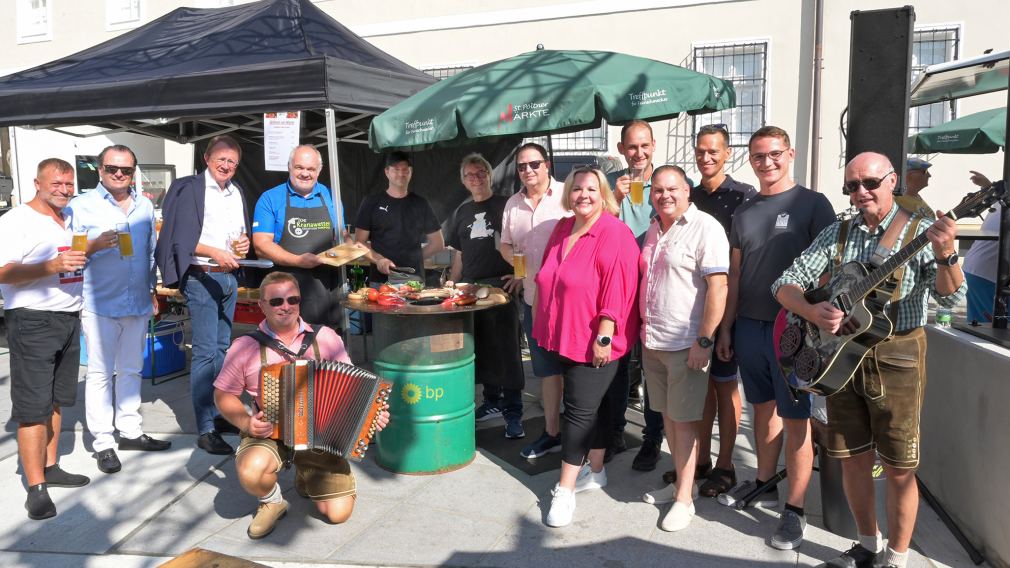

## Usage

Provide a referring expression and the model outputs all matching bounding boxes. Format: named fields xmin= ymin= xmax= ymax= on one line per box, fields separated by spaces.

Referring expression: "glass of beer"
xmin=71 ymin=229 xmax=89 ymax=253
xmin=115 ymin=222 xmax=134 ymax=257
xmin=629 ymin=168 xmax=645 ymax=205
xmin=513 ymin=247 xmax=527 ymax=279
xmin=228 ymin=230 xmax=247 ymax=259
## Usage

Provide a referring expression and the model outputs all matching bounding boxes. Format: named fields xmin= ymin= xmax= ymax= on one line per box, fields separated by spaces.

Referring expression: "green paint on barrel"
xmin=373 ymin=311 xmax=476 ymax=473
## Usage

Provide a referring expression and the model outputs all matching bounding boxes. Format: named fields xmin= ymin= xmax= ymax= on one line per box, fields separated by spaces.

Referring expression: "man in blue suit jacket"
xmin=155 ymin=134 xmax=250 ymax=455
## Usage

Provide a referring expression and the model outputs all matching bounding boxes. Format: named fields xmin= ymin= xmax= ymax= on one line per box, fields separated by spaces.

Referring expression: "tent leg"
xmin=546 ymin=133 xmax=555 ymax=175
xmin=324 ymin=108 xmax=350 ymax=335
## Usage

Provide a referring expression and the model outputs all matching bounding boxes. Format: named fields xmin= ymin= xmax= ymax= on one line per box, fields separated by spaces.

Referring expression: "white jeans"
xmin=81 ymin=311 xmax=149 ymax=452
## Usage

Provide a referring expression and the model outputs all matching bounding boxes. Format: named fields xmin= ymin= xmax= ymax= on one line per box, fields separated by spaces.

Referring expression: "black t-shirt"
xmin=354 ymin=191 xmax=440 ymax=283
xmin=446 ymin=195 xmax=513 ymax=281
xmin=690 ymin=175 xmax=758 ymax=237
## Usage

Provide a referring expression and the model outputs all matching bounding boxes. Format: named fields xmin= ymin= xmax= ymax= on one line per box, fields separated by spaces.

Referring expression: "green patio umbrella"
xmin=369 ymin=49 xmax=735 ymax=151
xmin=908 ymin=107 xmax=1006 ymax=154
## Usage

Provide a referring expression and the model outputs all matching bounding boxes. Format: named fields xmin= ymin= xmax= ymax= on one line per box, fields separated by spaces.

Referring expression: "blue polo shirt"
xmin=606 ymin=168 xmax=656 ymax=239
xmin=252 ymin=181 xmax=344 ymax=243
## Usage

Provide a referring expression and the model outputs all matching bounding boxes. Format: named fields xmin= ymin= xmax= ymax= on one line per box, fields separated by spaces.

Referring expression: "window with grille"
xmin=107 ymin=0 xmax=142 ymax=30
xmin=691 ymin=42 xmax=767 ymax=147
xmin=17 ymin=0 xmax=51 ymax=44
xmin=909 ymin=27 xmax=960 ymax=133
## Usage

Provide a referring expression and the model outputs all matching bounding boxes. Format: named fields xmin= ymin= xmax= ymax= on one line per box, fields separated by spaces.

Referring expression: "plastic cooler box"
xmin=80 ymin=319 xmax=186 ymax=379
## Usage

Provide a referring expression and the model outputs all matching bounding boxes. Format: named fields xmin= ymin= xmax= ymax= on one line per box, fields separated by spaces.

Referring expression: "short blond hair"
xmin=562 ymin=167 xmax=619 ymax=216
xmin=259 ymin=271 xmax=300 ymax=298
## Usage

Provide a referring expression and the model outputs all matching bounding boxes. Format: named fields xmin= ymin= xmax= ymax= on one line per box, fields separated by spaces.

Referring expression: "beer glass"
xmin=228 ymin=230 xmax=247 ymax=259
xmin=629 ymin=168 xmax=645 ymax=205
xmin=115 ymin=222 xmax=134 ymax=257
xmin=513 ymin=246 xmax=527 ymax=279
xmin=71 ymin=229 xmax=89 ymax=253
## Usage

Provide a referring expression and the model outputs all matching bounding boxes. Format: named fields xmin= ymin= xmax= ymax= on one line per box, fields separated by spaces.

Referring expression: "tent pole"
xmin=324 ymin=107 xmax=350 ymax=336
xmin=546 ymin=133 xmax=555 ymax=173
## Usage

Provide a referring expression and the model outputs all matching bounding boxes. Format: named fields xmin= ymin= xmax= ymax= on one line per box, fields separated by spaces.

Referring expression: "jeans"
xmin=181 ymin=270 xmax=237 ymax=435
xmin=482 ymin=384 xmax=523 ymax=421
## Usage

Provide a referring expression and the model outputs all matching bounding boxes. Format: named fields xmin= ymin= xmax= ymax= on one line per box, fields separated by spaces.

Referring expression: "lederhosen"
xmin=278 ymin=185 xmax=339 ymax=326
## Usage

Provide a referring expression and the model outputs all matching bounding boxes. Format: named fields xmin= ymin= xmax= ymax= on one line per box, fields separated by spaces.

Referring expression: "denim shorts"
xmin=521 ymin=301 xmax=564 ymax=378
xmin=734 ymin=316 xmax=811 ymax=419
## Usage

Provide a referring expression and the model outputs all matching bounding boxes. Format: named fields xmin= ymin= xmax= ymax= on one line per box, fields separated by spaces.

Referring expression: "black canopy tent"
xmin=0 ymin=0 xmax=520 ymax=225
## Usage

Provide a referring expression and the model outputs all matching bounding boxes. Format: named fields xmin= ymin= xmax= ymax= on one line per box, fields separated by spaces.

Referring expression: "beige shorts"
xmin=237 ymin=436 xmax=356 ymax=501
xmin=642 ymin=346 xmax=709 ymax=422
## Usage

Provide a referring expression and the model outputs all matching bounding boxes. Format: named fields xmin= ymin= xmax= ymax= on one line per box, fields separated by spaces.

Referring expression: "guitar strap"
xmin=870 ymin=208 xmax=913 ymax=268
xmin=832 ymin=217 xmax=855 ymax=272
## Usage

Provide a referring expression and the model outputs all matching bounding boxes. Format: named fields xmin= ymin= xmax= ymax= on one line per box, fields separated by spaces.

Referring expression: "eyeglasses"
xmin=463 ymin=171 xmax=488 ymax=180
xmin=212 ymin=157 xmax=239 ymax=167
xmin=749 ymin=150 xmax=787 ymax=164
xmin=516 ymin=160 xmax=544 ymax=172
xmin=842 ymin=169 xmax=894 ymax=195
xmin=102 ymin=165 xmax=135 ymax=176
xmin=266 ymin=295 xmax=301 ymax=307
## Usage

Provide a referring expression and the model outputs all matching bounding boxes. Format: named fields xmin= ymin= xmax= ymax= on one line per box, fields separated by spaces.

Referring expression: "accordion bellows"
xmin=259 ymin=360 xmax=391 ymax=461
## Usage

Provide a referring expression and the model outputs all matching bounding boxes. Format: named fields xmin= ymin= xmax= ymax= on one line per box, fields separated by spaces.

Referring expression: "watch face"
xmin=597 ymin=335 xmax=612 ymax=346
xmin=697 ymin=337 xmax=714 ymax=348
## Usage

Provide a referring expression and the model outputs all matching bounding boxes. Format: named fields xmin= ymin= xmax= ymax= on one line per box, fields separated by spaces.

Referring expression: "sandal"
xmin=698 ymin=467 xmax=737 ymax=498
xmin=661 ymin=461 xmax=713 ymax=485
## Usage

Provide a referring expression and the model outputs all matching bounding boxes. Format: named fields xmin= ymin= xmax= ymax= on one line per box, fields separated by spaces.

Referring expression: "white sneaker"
xmin=643 ymin=483 xmax=697 ymax=504
xmin=574 ymin=465 xmax=607 ymax=493
xmin=660 ymin=500 xmax=695 ymax=532
xmin=546 ymin=484 xmax=576 ymax=527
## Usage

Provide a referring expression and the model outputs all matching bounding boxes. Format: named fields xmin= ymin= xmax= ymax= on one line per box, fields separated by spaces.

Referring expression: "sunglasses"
xmin=102 ymin=165 xmax=136 ymax=176
xmin=842 ymin=169 xmax=894 ymax=195
xmin=516 ymin=160 xmax=544 ymax=172
xmin=749 ymin=150 xmax=786 ymax=164
xmin=266 ymin=295 xmax=301 ymax=307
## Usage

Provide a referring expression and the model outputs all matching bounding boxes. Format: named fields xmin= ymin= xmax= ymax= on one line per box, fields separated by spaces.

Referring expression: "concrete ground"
xmin=0 ymin=324 xmax=985 ymax=568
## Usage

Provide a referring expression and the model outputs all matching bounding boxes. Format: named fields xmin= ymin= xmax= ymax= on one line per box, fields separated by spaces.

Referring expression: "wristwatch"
xmin=937 ymin=252 xmax=959 ymax=267
xmin=596 ymin=335 xmax=612 ymax=347
xmin=696 ymin=336 xmax=714 ymax=348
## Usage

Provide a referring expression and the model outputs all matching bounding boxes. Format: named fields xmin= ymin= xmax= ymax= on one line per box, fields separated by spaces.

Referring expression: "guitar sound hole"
xmin=779 ymin=325 xmax=804 ymax=358
xmin=794 ymin=349 xmax=823 ymax=382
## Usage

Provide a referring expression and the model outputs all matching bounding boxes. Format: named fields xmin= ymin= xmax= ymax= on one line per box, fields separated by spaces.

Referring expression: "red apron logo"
xmin=499 ymin=101 xmax=549 ymax=127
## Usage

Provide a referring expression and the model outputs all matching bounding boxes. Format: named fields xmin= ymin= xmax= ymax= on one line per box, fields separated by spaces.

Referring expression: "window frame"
xmin=908 ymin=25 xmax=961 ymax=135
xmin=16 ymin=0 xmax=53 ymax=45
xmin=105 ymin=0 xmax=144 ymax=32
xmin=690 ymin=40 xmax=770 ymax=148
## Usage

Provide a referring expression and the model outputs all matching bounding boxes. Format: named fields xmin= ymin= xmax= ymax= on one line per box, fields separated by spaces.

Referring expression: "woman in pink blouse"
xmin=533 ymin=167 xmax=640 ymax=528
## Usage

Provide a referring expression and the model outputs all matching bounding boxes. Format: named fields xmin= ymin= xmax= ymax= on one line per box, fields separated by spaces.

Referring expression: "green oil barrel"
xmin=373 ymin=310 xmax=476 ymax=473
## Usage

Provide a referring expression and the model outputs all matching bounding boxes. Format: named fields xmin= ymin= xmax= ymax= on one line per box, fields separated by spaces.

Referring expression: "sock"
xmin=784 ymin=503 xmax=805 ymax=517
xmin=754 ymin=478 xmax=767 ymax=487
xmin=883 ymin=547 xmax=909 ymax=568
xmin=859 ymin=532 xmax=883 ymax=553
xmin=259 ymin=483 xmax=282 ymax=504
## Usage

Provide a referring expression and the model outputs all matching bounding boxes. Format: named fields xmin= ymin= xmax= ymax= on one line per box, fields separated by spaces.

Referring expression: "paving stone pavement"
xmin=0 ymin=333 xmax=983 ymax=568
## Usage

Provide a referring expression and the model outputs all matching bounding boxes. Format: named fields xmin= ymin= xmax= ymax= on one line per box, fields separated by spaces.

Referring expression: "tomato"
xmin=440 ymin=298 xmax=457 ymax=309
xmin=398 ymin=284 xmax=413 ymax=294
xmin=378 ymin=284 xmax=397 ymax=295
xmin=378 ymin=294 xmax=406 ymax=307
xmin=366 ymin=288 xmax=379 ymax=302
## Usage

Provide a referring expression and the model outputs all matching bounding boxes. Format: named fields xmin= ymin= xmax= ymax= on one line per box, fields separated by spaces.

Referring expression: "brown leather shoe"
xmin=247 ymin=500 xmax=288 ymax=539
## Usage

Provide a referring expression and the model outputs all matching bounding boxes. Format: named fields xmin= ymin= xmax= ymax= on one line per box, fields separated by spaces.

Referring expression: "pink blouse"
xmin=533 ymin=213 xmax=641 ymax=363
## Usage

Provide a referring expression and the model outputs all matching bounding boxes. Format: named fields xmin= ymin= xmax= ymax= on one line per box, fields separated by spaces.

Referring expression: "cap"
xmin=385 ymin=151 xmax=412 ymax=168
xmin=906 ymin=157 xmax=932 ymax=171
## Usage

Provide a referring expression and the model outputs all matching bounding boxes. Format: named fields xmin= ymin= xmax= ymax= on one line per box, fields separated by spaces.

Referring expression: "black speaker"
xmin=846 ymin=6 xmax=915 ymax=190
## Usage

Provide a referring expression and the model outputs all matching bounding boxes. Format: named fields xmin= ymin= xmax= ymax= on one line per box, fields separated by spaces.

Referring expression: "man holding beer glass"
xmin=0 ymin=158 xmax=89 ymax=519
xmin=68 ymin=145 xmax=169 ymax=475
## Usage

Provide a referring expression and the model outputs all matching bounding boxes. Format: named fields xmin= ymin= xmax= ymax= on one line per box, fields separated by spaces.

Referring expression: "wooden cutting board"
xmin=316 ymin=243 xmax=369 ymax=267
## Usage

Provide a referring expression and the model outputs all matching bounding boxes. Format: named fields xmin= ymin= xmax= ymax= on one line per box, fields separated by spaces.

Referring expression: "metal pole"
xmin=810 ymin=0 xmax=824 ymax=190
xmin=992 ymin=85 xmax=1010 ymax=329
xmin=324 ymin=108 xmax=349 ymax=335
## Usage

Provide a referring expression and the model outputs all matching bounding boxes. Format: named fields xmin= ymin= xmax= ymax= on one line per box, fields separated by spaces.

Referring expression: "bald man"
xmin=253 ymin=144 xmax=348 ymax=328
xmin=773 ymin=152 xmax=965 ymax=568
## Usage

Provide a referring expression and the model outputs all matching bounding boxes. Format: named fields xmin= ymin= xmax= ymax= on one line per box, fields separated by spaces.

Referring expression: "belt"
xmin=189 ymin=265 xmax=233 ymax=274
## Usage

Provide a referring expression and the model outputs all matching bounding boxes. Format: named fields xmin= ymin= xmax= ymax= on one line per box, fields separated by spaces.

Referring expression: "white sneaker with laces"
xmin=574 ymin=465 xmax=607 ymax=493
xmin=546 ymin=484 xmax=576 ymax=527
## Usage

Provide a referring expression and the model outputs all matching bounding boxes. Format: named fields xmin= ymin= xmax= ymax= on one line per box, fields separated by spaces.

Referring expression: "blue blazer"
xmin=155 ymin=173 xmax=249 ymax=288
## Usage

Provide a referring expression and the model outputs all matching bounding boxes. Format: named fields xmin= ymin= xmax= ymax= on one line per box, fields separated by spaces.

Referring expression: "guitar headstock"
xmin=952 ymin=180 xmax=1007 ymax=221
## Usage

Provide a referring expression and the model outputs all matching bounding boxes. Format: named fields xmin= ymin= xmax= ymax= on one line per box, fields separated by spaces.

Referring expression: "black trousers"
xmin=555 ymin=353 xmax=619 ymax=466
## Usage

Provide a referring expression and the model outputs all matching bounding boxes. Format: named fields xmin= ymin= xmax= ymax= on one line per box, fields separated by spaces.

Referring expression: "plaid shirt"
xmin=772 ymin=204 xmax=966 ymax=331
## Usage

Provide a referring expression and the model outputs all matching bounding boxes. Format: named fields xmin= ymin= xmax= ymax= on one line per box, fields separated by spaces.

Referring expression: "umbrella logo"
xmin=405 ymin=117 xmax=435 ymax=135
xmin=629 ymin=88 xmax=669 ymax=107
xmin=499 ymin=101 xmax=550 ymax=127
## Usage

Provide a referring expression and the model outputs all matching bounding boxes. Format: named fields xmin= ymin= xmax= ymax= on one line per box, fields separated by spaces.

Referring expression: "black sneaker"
xmin=770 ymin=509 xmax=806 ymax=550
xmin=520 ymin=431 xmax=561 ymax=458
xmin=197 ymin=431 xmax=234 ymax=455
xmin=504 ymin=417 xmax=526 ymax=439
xmin=44 ymin=464 xmax=91 ymax=488
xmin=815 ymin=543 xmax=877 ymax=568
xmin=475 ymin=401 xmax=504 ymax=422
xmin=96 ymin=449 xmax=122 ymax=474
xmin=604 ymin=433 xmax=628 ymax=463
xmin=25 ymin=483 xmax=56 ymax=520
xmin=631 ymin=439 xmax=661 ymax=471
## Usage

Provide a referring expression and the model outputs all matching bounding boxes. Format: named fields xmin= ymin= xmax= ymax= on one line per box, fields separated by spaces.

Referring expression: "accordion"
xmin=258 ymin=360 xmax=391 ymax=461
